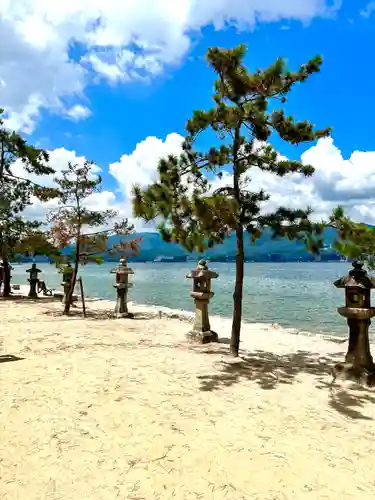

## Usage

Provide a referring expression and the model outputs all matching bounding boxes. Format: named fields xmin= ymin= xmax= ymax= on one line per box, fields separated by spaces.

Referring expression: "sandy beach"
xmin=1 ymin=296 xmax=375 ymax=500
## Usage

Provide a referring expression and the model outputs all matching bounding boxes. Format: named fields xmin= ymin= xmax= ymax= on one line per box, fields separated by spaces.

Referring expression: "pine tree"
xmin=49 ymin=161 xmax=135 ymax=314
xmin=133 ymin=45 xmax=330 ymax=356
xmin=0 ymin=109 xmax=56 ymax=295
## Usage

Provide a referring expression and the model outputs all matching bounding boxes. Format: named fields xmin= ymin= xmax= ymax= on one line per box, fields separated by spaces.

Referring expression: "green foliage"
xmin=0 ymin=109 xmax=53 ymax=178
xmin=329 ymin=206 xmax=375 ymax=269
xmin=0 ymin=109 xmax=58 ymax=294
xmin=0 ymin=108 xmax=57 ymax=215
xmin=14 ymin=229 xmax=61 ymax=260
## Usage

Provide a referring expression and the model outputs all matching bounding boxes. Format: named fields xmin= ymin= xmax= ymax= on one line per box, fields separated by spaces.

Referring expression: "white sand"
xmin=1 ymin=297 xmax=375 ymax=500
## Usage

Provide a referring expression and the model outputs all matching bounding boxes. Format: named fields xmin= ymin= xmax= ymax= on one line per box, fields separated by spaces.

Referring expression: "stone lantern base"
xmin=332 ymin=308 xmax=375 ymax=386
xmin=114 ymin=284 xmax=134 ymax=318
xmin=28 ymin=279 xmax=39 ymax=299
xmin=186 ymin=329 xmax=219 ymax=344
xmin=186 ymin=295 xmax=219 ymax=344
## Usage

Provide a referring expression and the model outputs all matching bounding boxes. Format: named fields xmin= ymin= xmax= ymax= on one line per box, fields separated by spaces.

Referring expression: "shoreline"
xmin=6 ymin=284 xmax=354 ymax=346
xmin=9 ymin=262 xmax=352 ymax=339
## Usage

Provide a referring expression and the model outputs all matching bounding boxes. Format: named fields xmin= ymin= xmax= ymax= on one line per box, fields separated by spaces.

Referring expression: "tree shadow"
xmin=188 ymin=341 xmax=232 ymax=357
xmin=0 ymin=296 xmax=57 ymax=303
xmin=41 ymin=309 xmax=155 ymax=321
xmin=316 ymin=380 xmax=375 ymax=421
xmin=197 ymin=347 xmax=375 ymax=420
xmin=197 ymin=348 xmax=343 ymax=391
xmin=0 ymin=354 xmax=24 ymax=364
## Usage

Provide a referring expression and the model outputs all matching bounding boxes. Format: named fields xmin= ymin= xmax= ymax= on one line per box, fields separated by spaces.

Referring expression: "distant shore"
xmin=13 ymin=257 xmax=347 ymax=264
xmin=8 ymin=284 xmax=357 ymax=345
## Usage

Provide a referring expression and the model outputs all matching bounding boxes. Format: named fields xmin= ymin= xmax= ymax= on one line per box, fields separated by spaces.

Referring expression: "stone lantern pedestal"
xmin=186 ymin=260 xmax=219 ymax=344
xmin=333 ymin=261 xmax=375 ymax=385
xmin=61 ymin=263 xmax=74 ymax=305
xmin=110 ymin=258 xmax=134 ymax=318
xmin=27 ymin=263 xmax=41 ymax=298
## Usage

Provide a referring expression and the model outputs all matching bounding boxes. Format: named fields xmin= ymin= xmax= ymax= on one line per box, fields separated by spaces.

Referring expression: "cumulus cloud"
xmin=0 ymin=0 xmax=341 ymax=132
xmin=63 ymin=104 xmax=92 ymax=121
xmin=109 ymin=133 xmax=184 ymax=198
xmin=108 ymin=134 xmax=375 ymax=226
xmin=10 ymin=131 xmax=375 ymax=229
xmin=108 ymin=133 xmax=184 ymax=230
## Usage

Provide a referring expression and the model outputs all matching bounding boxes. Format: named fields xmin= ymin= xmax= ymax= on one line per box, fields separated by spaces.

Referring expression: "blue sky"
xmin=2 ymin=0 xmax=375 ymax=226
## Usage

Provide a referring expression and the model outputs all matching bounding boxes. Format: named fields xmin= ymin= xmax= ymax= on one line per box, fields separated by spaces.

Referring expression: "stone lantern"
xmin=61 ymin=262 xmax=74 ymax=304
xmin=27 ymin=263 xmax=41 ymax=298
xmin=186 ymin=259 xmax=219 ymax=343
xmin=334 ymin=260 xmax=375 ymax=384
xmin=110 ymin=257 xmax=134 ymax=317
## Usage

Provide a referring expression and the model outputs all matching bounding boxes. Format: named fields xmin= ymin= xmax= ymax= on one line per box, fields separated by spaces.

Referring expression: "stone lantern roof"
xmin=26 ymin=263 xmax=41 ymax=273
xmin=186 ymin=269 xmax=218 ymax=280
xmin=186 ymin=259 xmax=218 ymax=280
xmin=334 ymin=261 xmax=375 ymax=290
xmin=110 ymin=257 xmax=134 ymax=275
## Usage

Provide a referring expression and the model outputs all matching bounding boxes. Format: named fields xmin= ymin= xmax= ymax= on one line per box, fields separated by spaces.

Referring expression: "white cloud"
xmin=360 ymin=2 xmax=375 ymax=18
xmin=63 ymin=104 xmax=92 ymax=121
xmin=0 ymin=0 xmax=341 ymax=132
xmin=10 ymin=132 xmax=375 ymax=230
xmin=84 ymin=54 xmax=124 ymax=83
xmin=108 ymin=134 xmax=375 ymax=226
xmin=11 ymin=147 xmax=95 ymax=189
xmin=109 ymin=132 xmax=184 ymax=218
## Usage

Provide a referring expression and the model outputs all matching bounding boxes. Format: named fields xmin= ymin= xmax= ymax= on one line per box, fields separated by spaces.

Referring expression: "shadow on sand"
xmin=0 ymin=354 xmax=24 ymax=364
xmin=316 ymin=380 xmax=375 ymax=421
xmin=41 ymin=308 xmax=156 ymax=321
xmin=195 ymin=345 xmax=375 ymax=421
xmin=0 ymin=295 xmax=57 ymax=303
xmin=197 ymin=348 xmax=341 ymax=391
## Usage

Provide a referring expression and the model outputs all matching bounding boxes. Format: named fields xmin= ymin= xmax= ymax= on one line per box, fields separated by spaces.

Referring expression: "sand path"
xmin=1 ymin=300 xmax=375 ymax=499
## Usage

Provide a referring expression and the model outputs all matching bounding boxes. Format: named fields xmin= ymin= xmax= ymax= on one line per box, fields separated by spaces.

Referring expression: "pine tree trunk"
xmin=2 ymin=256 xmax=11 ymax=297
xmin=63 ymin=244 xmax=79 ymax=315
xmin=230 ymin=226 xmax=244 ymax=357
xmin=230 ymin=125 xmax=244 ymax=357
xmin=63 ymin=264 xmax=78 ymax=315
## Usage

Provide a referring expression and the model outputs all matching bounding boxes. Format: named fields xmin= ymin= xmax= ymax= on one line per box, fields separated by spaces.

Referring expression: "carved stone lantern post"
xmin=27 ymin=263 xmax=41 ymax=298
xmin=186 ymin=259 xmax=219 ymax=343
xmin=334 ymin=260 xmax=375 ymax=384
xmin=61 ymin=262 xmax=74 ymax=305
xmin=110 ymin=257 xmax=134 ymax=317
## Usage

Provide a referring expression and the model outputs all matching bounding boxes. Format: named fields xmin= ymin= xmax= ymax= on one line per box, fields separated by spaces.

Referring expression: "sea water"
xmin=10 ymin=261 xmax=360 ymax=337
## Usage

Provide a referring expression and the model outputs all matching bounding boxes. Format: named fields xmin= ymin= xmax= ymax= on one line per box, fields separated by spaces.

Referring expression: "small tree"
xmin=330 ymin=206 xmax=375 ymax=267
xmin=133 ymin=45 xmax=330 ymax=356
xmin=0 ymin=109 xmax=56 ymax=295
xmin=49 ymin=161 xmax=135 ymax=314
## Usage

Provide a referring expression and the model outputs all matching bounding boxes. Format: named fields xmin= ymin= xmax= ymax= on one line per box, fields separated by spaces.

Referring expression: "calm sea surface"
xmin=10 ymin=261 xmax=367 ymax=337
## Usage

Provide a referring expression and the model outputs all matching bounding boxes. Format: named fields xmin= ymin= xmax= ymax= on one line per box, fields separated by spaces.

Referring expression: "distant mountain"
xmin=18 ymin=227 xmax=342 ymax=264
xmin=104 ymin=227 xmax=340 ymax=262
